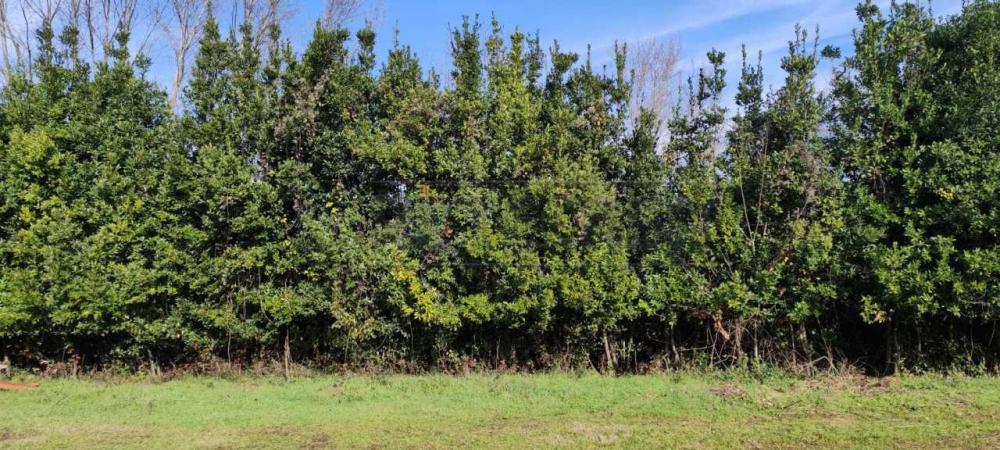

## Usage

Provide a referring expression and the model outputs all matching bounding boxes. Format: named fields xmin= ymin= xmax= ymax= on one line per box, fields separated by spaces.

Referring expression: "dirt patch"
xmin=483 ymin=416 xmax=549 ymax=434
xmin=568 ymin=421 xmax=634 ymax=446
xmin=804 ymin=374 xmax=898 ymax=395
xmin=303 ymin=432 xmax=332 ymax=449
xmin=709 ymin=384 xmax=746 ymax=399
xmin=0 ymin=430 xmax=43 ymax=447
xmin=327 ymin=383 xmax=346 ymax=398
xmin=894 ymin=430 xmax=1000 ymax=449
xmin=260 ymin=426 xmax=296 ymax=437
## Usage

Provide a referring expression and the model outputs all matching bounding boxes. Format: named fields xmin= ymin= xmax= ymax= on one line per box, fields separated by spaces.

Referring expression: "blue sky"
xmin=145 ymin=0 xmax=965 ymax=98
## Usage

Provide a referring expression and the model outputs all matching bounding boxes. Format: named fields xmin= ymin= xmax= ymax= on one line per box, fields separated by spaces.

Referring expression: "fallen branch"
xmin=0 ymin=382 xmax=40 ymax=391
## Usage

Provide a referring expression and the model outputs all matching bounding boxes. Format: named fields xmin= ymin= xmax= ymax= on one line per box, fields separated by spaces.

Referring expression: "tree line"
xmin=0 ymin=0 xmax=997 ymax=374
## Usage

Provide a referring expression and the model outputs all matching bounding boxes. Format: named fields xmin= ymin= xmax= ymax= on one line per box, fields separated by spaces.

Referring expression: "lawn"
xmin=1 ymin=372 xmax=998 ymax=449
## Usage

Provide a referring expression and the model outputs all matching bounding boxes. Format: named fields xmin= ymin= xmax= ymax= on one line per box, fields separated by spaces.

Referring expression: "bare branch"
xmin=163 ymin=0 xmax=205 ymax=110
xmin=626 ymin=36 xmax=680 ymax=145
xmin=132 ymin=0 xmax=166 ymax=59
xmin=23 ymin=0 xmax=65 ymax=24
xmin=321 ymin=0 xmax=360 ymax=28
xmin=21 ymin=0 xmax=31 ymax=78
xmin=0 ymin=0 xmax=12 ymax=79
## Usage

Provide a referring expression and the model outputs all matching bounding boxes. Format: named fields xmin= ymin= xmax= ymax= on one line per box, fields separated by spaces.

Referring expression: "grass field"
xmin=1 ymin=372 xmax=999 ymax=449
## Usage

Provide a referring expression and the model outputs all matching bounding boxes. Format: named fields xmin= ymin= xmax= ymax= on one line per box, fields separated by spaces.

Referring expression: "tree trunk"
xmin=884 ymin=321 xmax=895 ymax=374
xmin=0 ymin=354 xmax=10 ymax=378
xmin=283 ymin=329 xmax=291 ymax=380
xmin=602 ymin=332 xmax=616 ymax=373
xmin=0 ymin=0 xmax=11 ymax=79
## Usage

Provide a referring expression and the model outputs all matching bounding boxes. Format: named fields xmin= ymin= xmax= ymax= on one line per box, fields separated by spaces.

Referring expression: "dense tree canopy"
xmin=1 ymin=1 xmax=998 ymax=373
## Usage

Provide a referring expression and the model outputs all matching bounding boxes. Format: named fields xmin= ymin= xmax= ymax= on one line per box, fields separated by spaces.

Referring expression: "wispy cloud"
xmin=570 ymin=0 xmax=813 ymax=56
xmin=643 ymin=0 xmax=814 ymax=39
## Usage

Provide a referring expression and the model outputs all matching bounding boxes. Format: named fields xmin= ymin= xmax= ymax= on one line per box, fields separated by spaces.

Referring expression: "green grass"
xmin=2 ymin=372 xmax=999 ymax=449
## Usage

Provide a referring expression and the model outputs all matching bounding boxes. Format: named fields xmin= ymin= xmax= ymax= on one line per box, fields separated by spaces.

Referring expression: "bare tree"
xmin=0 ymin=0 xmax=12 ymax=79
xmin=134 ymin=1 xmax=166 ymax=57
xmin=237 ymin=0 xmax=293 ymax=46
xmin=82 ymin=0 xmax=95 ymax=59
xmin=62 ymin=0 xmax=80 ymax=26
xmin=78 ymin=0 xmax=154 ymax=64
xmin=321 ymin=0 xmax=361 ymax=28
xmin=22 ymin=0 xmax=64 ymax=24
xmin=626 ymin=36 xmax=680 ymax=145
xmin=20 ymin=1 xmax=35 ymax=77
xmin=0 ymin=0 xmax=30 ymax=70
xmin=0 ymin=0 xmax=65 ymax=80
xmin=59 ymin=0 xmax=83 ymax=65
xmin=163 ymin=0 xmax=204 ymax=110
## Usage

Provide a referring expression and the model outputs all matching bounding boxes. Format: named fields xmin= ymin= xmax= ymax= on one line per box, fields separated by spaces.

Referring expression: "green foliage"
xmin=0 ymin=1 xmax=997 ymax=372
xmin=830 ymin=0 xmax=1000 ymax=368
